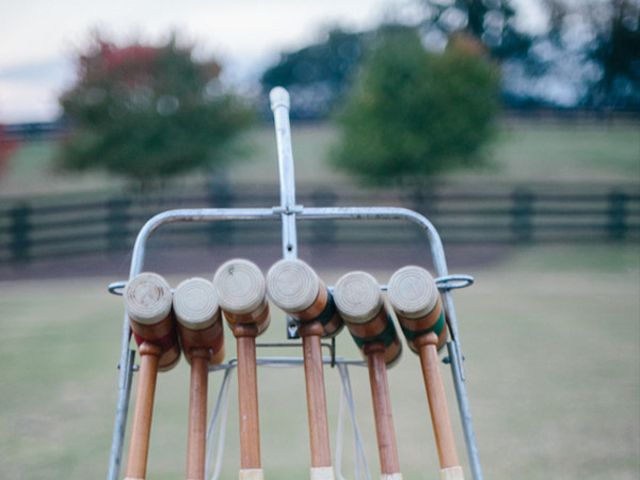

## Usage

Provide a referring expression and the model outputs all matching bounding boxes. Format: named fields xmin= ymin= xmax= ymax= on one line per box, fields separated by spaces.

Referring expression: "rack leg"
xmin=447 ymin=341 xmax=483 ymax=480
xmin=107 ymin=340 xmax=135 ymax=480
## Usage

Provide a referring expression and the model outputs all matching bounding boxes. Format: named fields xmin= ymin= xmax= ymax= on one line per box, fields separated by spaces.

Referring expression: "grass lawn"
xmin=0 ymin=244 xmax=638 ymax=479
xmin=1 ymin=120 xmax=638 ymax=198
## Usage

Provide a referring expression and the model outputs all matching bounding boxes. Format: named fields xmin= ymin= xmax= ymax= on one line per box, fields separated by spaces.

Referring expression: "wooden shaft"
xmin=364 ymin=343 xmax=401 ymax=476
xmin=178 ymin=321 xmax=225 ymax=366
xmin=416 ymin=333 xmax=461 ymax=471
xmin=186 ymin=348 xmax=210 ymax=480
xmin=298 ymin=322 xmax=333 ymax=469
xmin=236 ymin=329 xmax=261 ymax=470
xmin=125 ymin=342 xmax=162 ymax=480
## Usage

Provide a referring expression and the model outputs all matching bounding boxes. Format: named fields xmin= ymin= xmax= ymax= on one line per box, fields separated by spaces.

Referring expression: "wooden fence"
xmin=0 ymin=183 xmax=638 ymax=264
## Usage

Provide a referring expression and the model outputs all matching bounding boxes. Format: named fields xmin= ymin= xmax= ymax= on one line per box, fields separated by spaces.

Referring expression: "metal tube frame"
xmin=107 ymin=87 xmax=484 ymax=480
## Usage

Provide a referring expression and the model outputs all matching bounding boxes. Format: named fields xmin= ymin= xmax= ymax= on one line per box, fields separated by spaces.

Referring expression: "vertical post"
xmin=270 ymin=87 xmax=300 ymax=338
xmin=208 ymin=175 xmax=234 ymax=245
xmin=607 ymin=190 xmax=627 ymax=241
xmin=10 ymin=203 xmax=31 ymax=262
xmin=511 ymin=189 xmax=534 ymax=243
xmin=270 ymin=87 xmax=298 ymax=259
xmin=106 ymin=197 xmax=131 ymax=253
xmin=447 ymin=340 xmax=483 ymax=480
xmin=309 ymin=188 xmax=337 ymax=246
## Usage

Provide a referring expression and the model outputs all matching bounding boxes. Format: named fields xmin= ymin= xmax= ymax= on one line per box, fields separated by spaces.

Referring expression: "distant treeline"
xmin=0 ymin=120 xmax=68 ymax=142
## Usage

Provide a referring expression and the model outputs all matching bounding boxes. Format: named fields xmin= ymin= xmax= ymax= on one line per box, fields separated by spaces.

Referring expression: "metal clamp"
xmin=436 ymin=274 xmax=475 ymax=292
xmin=108 ymin=281 xmax=127 ymax=296
xmin=272 ymin=205 xmax=304 ymax=215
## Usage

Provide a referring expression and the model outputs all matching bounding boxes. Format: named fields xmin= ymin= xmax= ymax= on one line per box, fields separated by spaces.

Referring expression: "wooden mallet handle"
xmin=125 ymin=342 xmax=162 ymax=480
xmin=123 ymin=272 xmax=178 ymax=480
xmin=213 ymin=259 xmax=270 ymax=480
xmin=334 ymin=271 xmax=403 ymax=479
xmin=388 ymin=266 xmax=464 ymax=480
xmin=364 ymin=342 xmax=402 ymax=480
xmin=266 ymin=259 xmax=335 ymax=479
xmin=174 ymin=277 xmax=226 ymax=480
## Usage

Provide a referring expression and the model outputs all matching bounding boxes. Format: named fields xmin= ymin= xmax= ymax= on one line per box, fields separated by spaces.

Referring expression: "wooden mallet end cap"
xmin=388 ymin=266 xmax=439 ymax=319
xmin=266 ymin=258 xmax=320 ymax=313
xmin=213 ymin=259 xmax=266 ymax=315
xmin=333 ymin=271 xmax=383 ymax=324
xmin=173 ymin=277 xmax=219 ymax=330
xmin=124 ymin=272 xmax=172 ymax=325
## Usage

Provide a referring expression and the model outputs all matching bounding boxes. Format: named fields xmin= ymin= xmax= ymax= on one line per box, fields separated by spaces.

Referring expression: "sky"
xmin=0 ymin=0 xmax=546 ymax=123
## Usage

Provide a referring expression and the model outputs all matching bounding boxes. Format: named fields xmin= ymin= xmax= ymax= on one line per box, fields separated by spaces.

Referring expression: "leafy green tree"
xmin=260 ymin=2 xmax=537 ymax=116
xmin=261 ymin=28 xmax=368 ymax=118
xmin=331 ymin=29 xmax=499 ymax=185
xmin=59 ymin=34 xmax=253 ymax=188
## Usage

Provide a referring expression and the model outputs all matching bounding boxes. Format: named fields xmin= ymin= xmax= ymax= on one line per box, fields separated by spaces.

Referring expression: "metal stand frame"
xmin=106 ymin=87 xmax=484 ymax=480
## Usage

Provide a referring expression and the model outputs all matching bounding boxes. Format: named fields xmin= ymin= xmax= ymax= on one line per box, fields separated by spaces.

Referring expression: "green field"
xmin=1 ymin=244 xmax=638 ymax=479
xmin=1 ymin=120 xmax=638 ymax=198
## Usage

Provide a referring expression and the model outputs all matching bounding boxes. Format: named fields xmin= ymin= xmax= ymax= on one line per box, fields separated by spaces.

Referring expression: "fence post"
xmin=409 ymin=187 xmax=438 ymax=241
xmin=409 ymin=187 xmax=437 ymax=215
xmin=9 ymin=203 xmax=31 ymax=262
xmin=511 ymin=189 xmax=534 ymax=243
xmin=208 ymin=176 xmax=234 ymax=245
xmin=607 ymin=190 xmax=628 ymax=241
xmin=106 ymin=197 xmax=131 ymax=253
xmin=309 ymin=188 xmax=337 ymax=246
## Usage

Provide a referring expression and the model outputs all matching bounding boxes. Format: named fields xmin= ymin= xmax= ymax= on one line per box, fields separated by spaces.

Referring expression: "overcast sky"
xmin=0 ymin=0 xmax=546 ymax=123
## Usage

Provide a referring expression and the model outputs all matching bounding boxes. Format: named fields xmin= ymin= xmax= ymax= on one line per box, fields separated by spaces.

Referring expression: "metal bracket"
xmin=108 ymin=281 xmax=127 ymax=296
xmin=436 ymin=274 xmax=475 ymax=292
xmin=272 ymin=205 xmax=304 ymax=215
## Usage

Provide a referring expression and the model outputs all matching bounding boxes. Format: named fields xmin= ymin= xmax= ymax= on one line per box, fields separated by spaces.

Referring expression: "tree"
xmin=418 ymin=0 xmax=532 ymax=60
xmin=59 ymin=34 xmax=253 ymax=188
xmin=0 ymin=124 xmax=21 ymax=177
xmin=260 ymin=2 xmax=537 ymax=117
xmin=261 ymin=28 xmax=368 ymax=119
xmin=532 ymin=0 xmax=639 ymax=110
xmin=585 ymin=0 xmax=640 ymax=110
xmin=331 ymin=29 xmax=499 ymax=185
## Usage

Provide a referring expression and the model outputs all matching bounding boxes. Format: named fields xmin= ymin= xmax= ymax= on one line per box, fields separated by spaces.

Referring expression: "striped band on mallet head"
xmin=387 ymin=266 xmax=447 ymax=354
xmin=124 ymin=272 xmax=180 ymax=371
xmin=213 ymin=259 xmax=270 ymax=334
xmin=173 ymin=277 xmax=225 ymax=365
xmin=266 ymin=258 xmax=343 ymax=337
xmin=333 ymin=271 xmax=402 ymax=366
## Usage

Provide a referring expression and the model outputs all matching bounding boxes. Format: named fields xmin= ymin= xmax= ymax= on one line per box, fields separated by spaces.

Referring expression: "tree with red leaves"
xmin=59 ymin=34 xmax=253 ymax=188
xmin=0 ymin=125 xmax=21 ymax=177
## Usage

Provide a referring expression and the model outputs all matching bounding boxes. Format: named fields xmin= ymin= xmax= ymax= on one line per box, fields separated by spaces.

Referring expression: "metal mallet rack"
xmin=106 ymin=87 xmax=484 ymax=480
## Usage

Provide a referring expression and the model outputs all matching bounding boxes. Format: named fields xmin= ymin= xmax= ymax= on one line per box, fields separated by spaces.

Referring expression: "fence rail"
xmin=1 ymin=183 xmax=638 ymax=264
